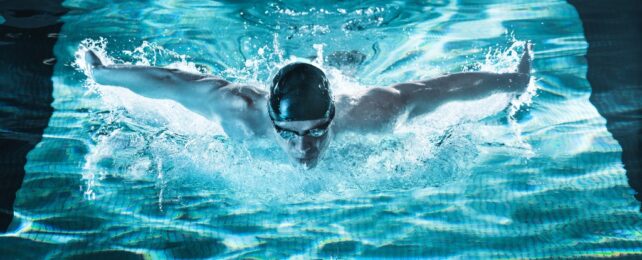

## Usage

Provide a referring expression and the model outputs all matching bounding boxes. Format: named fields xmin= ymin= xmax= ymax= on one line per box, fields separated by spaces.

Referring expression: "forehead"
xmin=273 ymin=118 xmax=329 ymax=131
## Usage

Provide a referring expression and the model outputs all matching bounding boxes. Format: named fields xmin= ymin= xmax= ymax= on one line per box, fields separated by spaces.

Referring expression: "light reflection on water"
xmin=2 ymin=0 xmax=640 ymax=258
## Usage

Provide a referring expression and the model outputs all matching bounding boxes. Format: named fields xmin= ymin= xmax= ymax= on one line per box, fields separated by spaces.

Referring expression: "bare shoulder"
xmin=216 ymin=83 xmax=267 ymax=100
xmin=186 ymin=76 xmax=265 ymax=100
xmin=186 ymin=75 xmax=230 ymax=89
xmin=333 ymin=87 xmax=405 ymax=133
xmin=335 ymin=87 xmax=402 ymax=110
xmin=209 ymin=83 xmax=267 ymax=112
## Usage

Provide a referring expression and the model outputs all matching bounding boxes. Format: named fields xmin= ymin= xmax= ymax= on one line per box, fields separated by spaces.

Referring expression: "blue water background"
xmin=1 ymin=0 xmax=641 ymax=258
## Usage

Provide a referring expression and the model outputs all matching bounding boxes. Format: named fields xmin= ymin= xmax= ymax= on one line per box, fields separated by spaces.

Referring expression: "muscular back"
xmin=333 ymin=88 xmax=406 ymax=134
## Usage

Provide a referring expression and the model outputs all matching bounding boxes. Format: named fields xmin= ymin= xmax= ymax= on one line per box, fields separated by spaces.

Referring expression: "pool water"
xmin=2 ymin=0 xmax=642 ymax=258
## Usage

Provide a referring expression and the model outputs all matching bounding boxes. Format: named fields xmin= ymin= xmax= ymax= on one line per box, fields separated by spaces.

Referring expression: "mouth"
xmin=294 ymin=157 xmax=319 ymax=169
xmin=292 ymin=151 xmax=319 ymax=161
xmin=293 ymin=152 xmax=318 ymax=161
xmin=293 ymin=157 xmax=313 ymax=164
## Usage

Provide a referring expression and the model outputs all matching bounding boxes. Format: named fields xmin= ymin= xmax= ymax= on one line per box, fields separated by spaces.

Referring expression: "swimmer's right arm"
xmin=84 ymin=50 xmax=229 ymax=117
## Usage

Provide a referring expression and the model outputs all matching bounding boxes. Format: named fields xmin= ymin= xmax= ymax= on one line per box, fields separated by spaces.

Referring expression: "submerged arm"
xmin=84 ymin=50 xmax=229 ymax=117
xmin=393 ymin=43 xmax=532 ymax=119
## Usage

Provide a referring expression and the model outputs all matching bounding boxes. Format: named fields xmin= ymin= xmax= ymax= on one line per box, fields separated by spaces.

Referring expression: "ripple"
xmin=3 ymin=0 xmax=637 ymax=258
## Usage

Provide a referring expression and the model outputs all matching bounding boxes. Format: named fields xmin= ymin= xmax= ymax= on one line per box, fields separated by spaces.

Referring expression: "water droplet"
xmin=48 ymin=33 xmax=66 ymax=38
xmin=43 ymin=58 xmax=56 ymax=65
xmin=6 ymin=32 xmax=21 ymax=39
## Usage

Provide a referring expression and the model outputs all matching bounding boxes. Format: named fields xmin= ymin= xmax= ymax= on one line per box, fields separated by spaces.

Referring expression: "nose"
xmin=291 ymin=136 xmax=310 ymax=153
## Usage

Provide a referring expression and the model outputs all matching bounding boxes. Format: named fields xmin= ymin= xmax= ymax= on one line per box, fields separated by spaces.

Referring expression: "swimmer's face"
xmin=272 ymin=118 xmax=332 ymax=169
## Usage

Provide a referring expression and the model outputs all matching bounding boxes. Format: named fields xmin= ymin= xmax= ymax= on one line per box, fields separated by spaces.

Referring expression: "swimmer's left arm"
xmin=392 ymin=43 xmax=532 ymax=119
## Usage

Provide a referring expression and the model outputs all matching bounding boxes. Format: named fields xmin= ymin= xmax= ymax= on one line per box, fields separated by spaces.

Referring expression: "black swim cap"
xmin=268 ymin=63 xmax=334 ymax=122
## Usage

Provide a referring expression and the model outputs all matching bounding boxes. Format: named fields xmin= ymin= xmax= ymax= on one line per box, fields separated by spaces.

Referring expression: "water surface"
xmin=2 ymin=0 xmax=641 ymax=258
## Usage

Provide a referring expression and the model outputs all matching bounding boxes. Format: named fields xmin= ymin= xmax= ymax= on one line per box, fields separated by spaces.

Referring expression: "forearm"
xmin=395 ymin=43 xmax=533 ymax=118
xmin=393 ymin=71 xmax=530 ymax=118
xmin=444 ymin=71 xmax=530 ymax=96
xmin=396 ymin=72 xmax=529 ymax=103
xmin=92 ymin=65 xmax=207 ymax=99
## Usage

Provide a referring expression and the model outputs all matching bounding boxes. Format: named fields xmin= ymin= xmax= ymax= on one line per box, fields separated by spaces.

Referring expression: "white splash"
xmin=72 ymin=37 xmax=534 ymax=205
xmin=477 ymin=40 xmax=537 ymax=155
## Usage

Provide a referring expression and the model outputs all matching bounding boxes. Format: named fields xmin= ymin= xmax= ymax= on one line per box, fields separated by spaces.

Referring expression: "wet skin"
xmin=83 ymin=43 xmax=532 ymax=168
xmin=272 ymin=118 xmax=332 ymax=169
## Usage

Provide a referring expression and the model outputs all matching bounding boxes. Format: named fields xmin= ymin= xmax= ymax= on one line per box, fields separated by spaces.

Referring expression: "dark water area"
xmin=0 ymin=1 xmax=66 ymax=231
xmin=568 ymin=0 xmax=642 ymax=209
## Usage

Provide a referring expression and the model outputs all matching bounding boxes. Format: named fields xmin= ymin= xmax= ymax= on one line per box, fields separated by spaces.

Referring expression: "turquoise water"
xmin=2 ymin=0 xmax=642 ymax=258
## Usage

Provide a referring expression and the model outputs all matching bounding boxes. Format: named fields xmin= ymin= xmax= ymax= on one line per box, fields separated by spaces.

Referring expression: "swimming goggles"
xmin=274 ymin=119 xmax=332 ymax=139
xmin=271 ymin=105 xmax=335 ymax=140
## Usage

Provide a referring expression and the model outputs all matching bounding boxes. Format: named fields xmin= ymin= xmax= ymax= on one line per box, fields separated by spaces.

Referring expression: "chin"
xmin=295 ymin=157 xmax=319 ymax=169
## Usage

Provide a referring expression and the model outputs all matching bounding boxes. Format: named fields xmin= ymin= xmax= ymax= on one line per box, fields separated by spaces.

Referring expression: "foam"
xmin=73 ymin=38 xmax=533 ymax=206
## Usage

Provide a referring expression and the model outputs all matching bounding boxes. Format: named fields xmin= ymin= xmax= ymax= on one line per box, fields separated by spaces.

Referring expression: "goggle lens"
xmin=274 ymin=122 xmax=330 ymax=140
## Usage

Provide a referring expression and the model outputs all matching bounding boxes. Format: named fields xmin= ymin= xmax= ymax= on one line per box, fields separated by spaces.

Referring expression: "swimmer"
xmin=83 ymin=43 xmax=532 ymax=169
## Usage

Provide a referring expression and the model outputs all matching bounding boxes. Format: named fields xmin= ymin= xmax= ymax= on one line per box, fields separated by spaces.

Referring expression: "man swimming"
xmin=83 ymin=43 xmax=532 ymax=169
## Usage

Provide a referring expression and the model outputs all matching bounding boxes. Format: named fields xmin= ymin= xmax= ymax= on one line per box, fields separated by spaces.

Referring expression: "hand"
xmin=518 ymin=42 xmax=532 ymax=74
xmin=84 ymin=50 xmax=104 ymax=70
